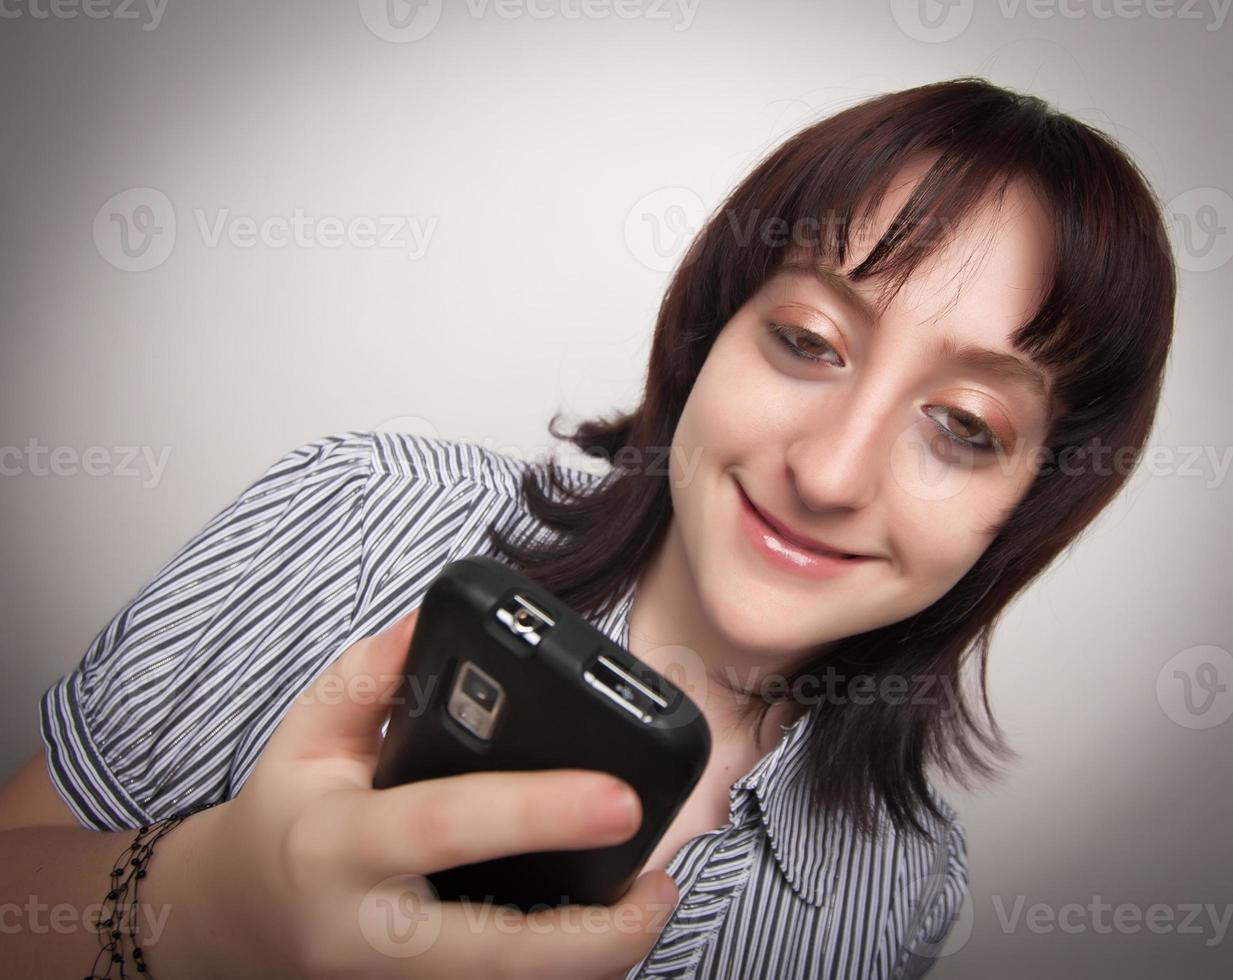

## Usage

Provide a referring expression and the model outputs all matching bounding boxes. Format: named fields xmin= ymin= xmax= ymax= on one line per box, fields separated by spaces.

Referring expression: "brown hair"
xmin=485 ymin=77 xmax=1177 ymax=842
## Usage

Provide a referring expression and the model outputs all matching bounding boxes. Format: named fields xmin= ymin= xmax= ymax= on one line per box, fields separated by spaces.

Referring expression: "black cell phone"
xmin=372 ymin=555 xmax=712 ymax=911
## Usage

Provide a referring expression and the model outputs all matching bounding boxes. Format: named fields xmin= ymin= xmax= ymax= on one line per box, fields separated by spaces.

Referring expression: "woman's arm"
xmin=0 ymin=750 xmax=80 ymax=831
xmin=0 ymin=751 xmax=215 ymax=980
xmin=893 ymin=812 xmax=971 ymax=979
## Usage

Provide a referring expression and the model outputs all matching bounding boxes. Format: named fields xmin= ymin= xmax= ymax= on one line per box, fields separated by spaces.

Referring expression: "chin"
xmin=702 ymin=579 xmax=823 ymax=658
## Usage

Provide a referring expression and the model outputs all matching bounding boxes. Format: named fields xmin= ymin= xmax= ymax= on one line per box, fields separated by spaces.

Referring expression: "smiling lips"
xmin=735 ymin=481 xmax=874 ymax=579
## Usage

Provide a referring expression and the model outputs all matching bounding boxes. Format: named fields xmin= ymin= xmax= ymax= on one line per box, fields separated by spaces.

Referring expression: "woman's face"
xmin=669 ymin=163 xmax=1056 ymax=658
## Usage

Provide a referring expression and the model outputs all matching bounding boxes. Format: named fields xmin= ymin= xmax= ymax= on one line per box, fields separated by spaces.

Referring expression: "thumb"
xmin=263 ymin=607 xmax=420 ymax=764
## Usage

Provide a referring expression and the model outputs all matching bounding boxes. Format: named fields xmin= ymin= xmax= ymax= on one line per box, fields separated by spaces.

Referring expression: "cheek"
xmin=675 ymin=332 xmax=798 ymax=453
xmin=671 ymin=354 xmax=737 ymax=459
xmin=891 ymin=485 xmax=1018 ymax=596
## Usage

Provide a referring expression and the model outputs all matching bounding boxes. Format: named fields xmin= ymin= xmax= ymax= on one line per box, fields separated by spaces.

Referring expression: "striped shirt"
xmin=39 ymin=430 xmax=969 ymax=979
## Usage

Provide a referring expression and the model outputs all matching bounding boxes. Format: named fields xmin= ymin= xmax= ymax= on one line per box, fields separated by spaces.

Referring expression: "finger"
xmin=263 ymin=607 xmax=420 ymax=764
xmin=425 ymin=868 xmax=678 ymax=980
xmin=327 ymin=769 xmax=645 ymax=881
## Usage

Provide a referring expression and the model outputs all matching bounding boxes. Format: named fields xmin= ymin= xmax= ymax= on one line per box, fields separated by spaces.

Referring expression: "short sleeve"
xmin=894 ymin=814 xmax=971 ymax=979
xmin=38 ymin=431 xmax=377 ymax=830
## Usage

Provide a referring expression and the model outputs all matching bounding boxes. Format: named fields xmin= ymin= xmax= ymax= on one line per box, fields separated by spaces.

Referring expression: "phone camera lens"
xmin=497 ymin=594 xmax=554 ymax=646
xmin=510 ymin=606 xmax=546 ymax=635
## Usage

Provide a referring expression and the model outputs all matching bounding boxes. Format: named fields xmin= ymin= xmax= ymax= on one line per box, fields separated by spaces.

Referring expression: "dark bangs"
xmin=694 ymin=78 xmax=1173 ymax=439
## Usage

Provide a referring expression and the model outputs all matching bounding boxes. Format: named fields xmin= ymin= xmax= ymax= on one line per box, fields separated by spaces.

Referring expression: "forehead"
xmin=788 ymin=155 xmax=1055 ymax=353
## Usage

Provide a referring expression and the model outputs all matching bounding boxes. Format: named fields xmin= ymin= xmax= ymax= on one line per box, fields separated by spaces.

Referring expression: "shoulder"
xmin=227 ymin=429 xmax=376 ymax=499
xmin=880 ymin=787 xmax=970 ymax=977
xmin=363 ymin=429 xmax=606 ymax=499
xmin=898 ymin=786 xmax=969 ymax=883
xmin=339 ymin=430 xmax=608 ymax=615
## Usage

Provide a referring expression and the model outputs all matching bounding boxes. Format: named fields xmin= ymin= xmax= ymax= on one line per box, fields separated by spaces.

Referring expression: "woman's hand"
xmin=151 ymin=607 xmax=677 ymax=979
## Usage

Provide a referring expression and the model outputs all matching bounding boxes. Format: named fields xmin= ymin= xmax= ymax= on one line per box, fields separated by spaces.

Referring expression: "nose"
xmin=783 ymin=405 xmax=885 ymax=514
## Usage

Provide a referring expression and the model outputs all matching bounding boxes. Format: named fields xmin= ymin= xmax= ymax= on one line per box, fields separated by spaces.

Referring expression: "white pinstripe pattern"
xmin=38 ymin=430 xmax=969 ymax=979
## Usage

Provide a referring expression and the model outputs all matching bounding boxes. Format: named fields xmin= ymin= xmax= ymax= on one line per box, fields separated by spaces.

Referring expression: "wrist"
xmin=133 ymin=802 xmax=230 ymax=980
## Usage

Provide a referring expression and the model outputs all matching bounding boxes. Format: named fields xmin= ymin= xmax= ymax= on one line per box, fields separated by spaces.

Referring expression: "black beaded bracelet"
xmin=87 ymin=800 xmax=224 ymax=980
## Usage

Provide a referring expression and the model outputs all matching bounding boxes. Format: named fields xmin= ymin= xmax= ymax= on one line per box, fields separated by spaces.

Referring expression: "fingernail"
xmin=590 ymin=779 xmax=638 ymax=833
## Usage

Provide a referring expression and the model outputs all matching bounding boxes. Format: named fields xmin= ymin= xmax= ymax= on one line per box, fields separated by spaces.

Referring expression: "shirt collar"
xmin=599 ymin=577 xmax=844 ymax=908
xmin=735 ymin=703 xmax=846 ymax=906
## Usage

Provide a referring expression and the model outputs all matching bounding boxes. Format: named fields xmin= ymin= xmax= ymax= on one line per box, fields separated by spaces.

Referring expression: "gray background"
xmin=1 ymin=1 xmax=1230 ymax=976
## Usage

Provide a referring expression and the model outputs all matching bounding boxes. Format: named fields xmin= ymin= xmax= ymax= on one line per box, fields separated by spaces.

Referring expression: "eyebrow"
xmin=928 ymin=334 xmax=1052 ymax=402
xmin=779 ymin=260 xmax=1053 ymax=404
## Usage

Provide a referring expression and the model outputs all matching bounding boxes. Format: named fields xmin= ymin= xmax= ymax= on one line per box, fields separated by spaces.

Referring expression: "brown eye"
xmin=768 ymin=322 xmax=844 ymax=366
xmin=923 ymin=405 xmax=1002 ymax=454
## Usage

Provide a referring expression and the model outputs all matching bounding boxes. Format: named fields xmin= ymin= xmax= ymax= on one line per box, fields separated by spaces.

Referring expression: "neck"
xmin=626 ymin=519 xmax=810 ymax=752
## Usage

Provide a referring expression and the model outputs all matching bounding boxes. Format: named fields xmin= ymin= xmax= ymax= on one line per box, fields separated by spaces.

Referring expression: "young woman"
xmin=0 ymin=77 xmax=1175 ymax=980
